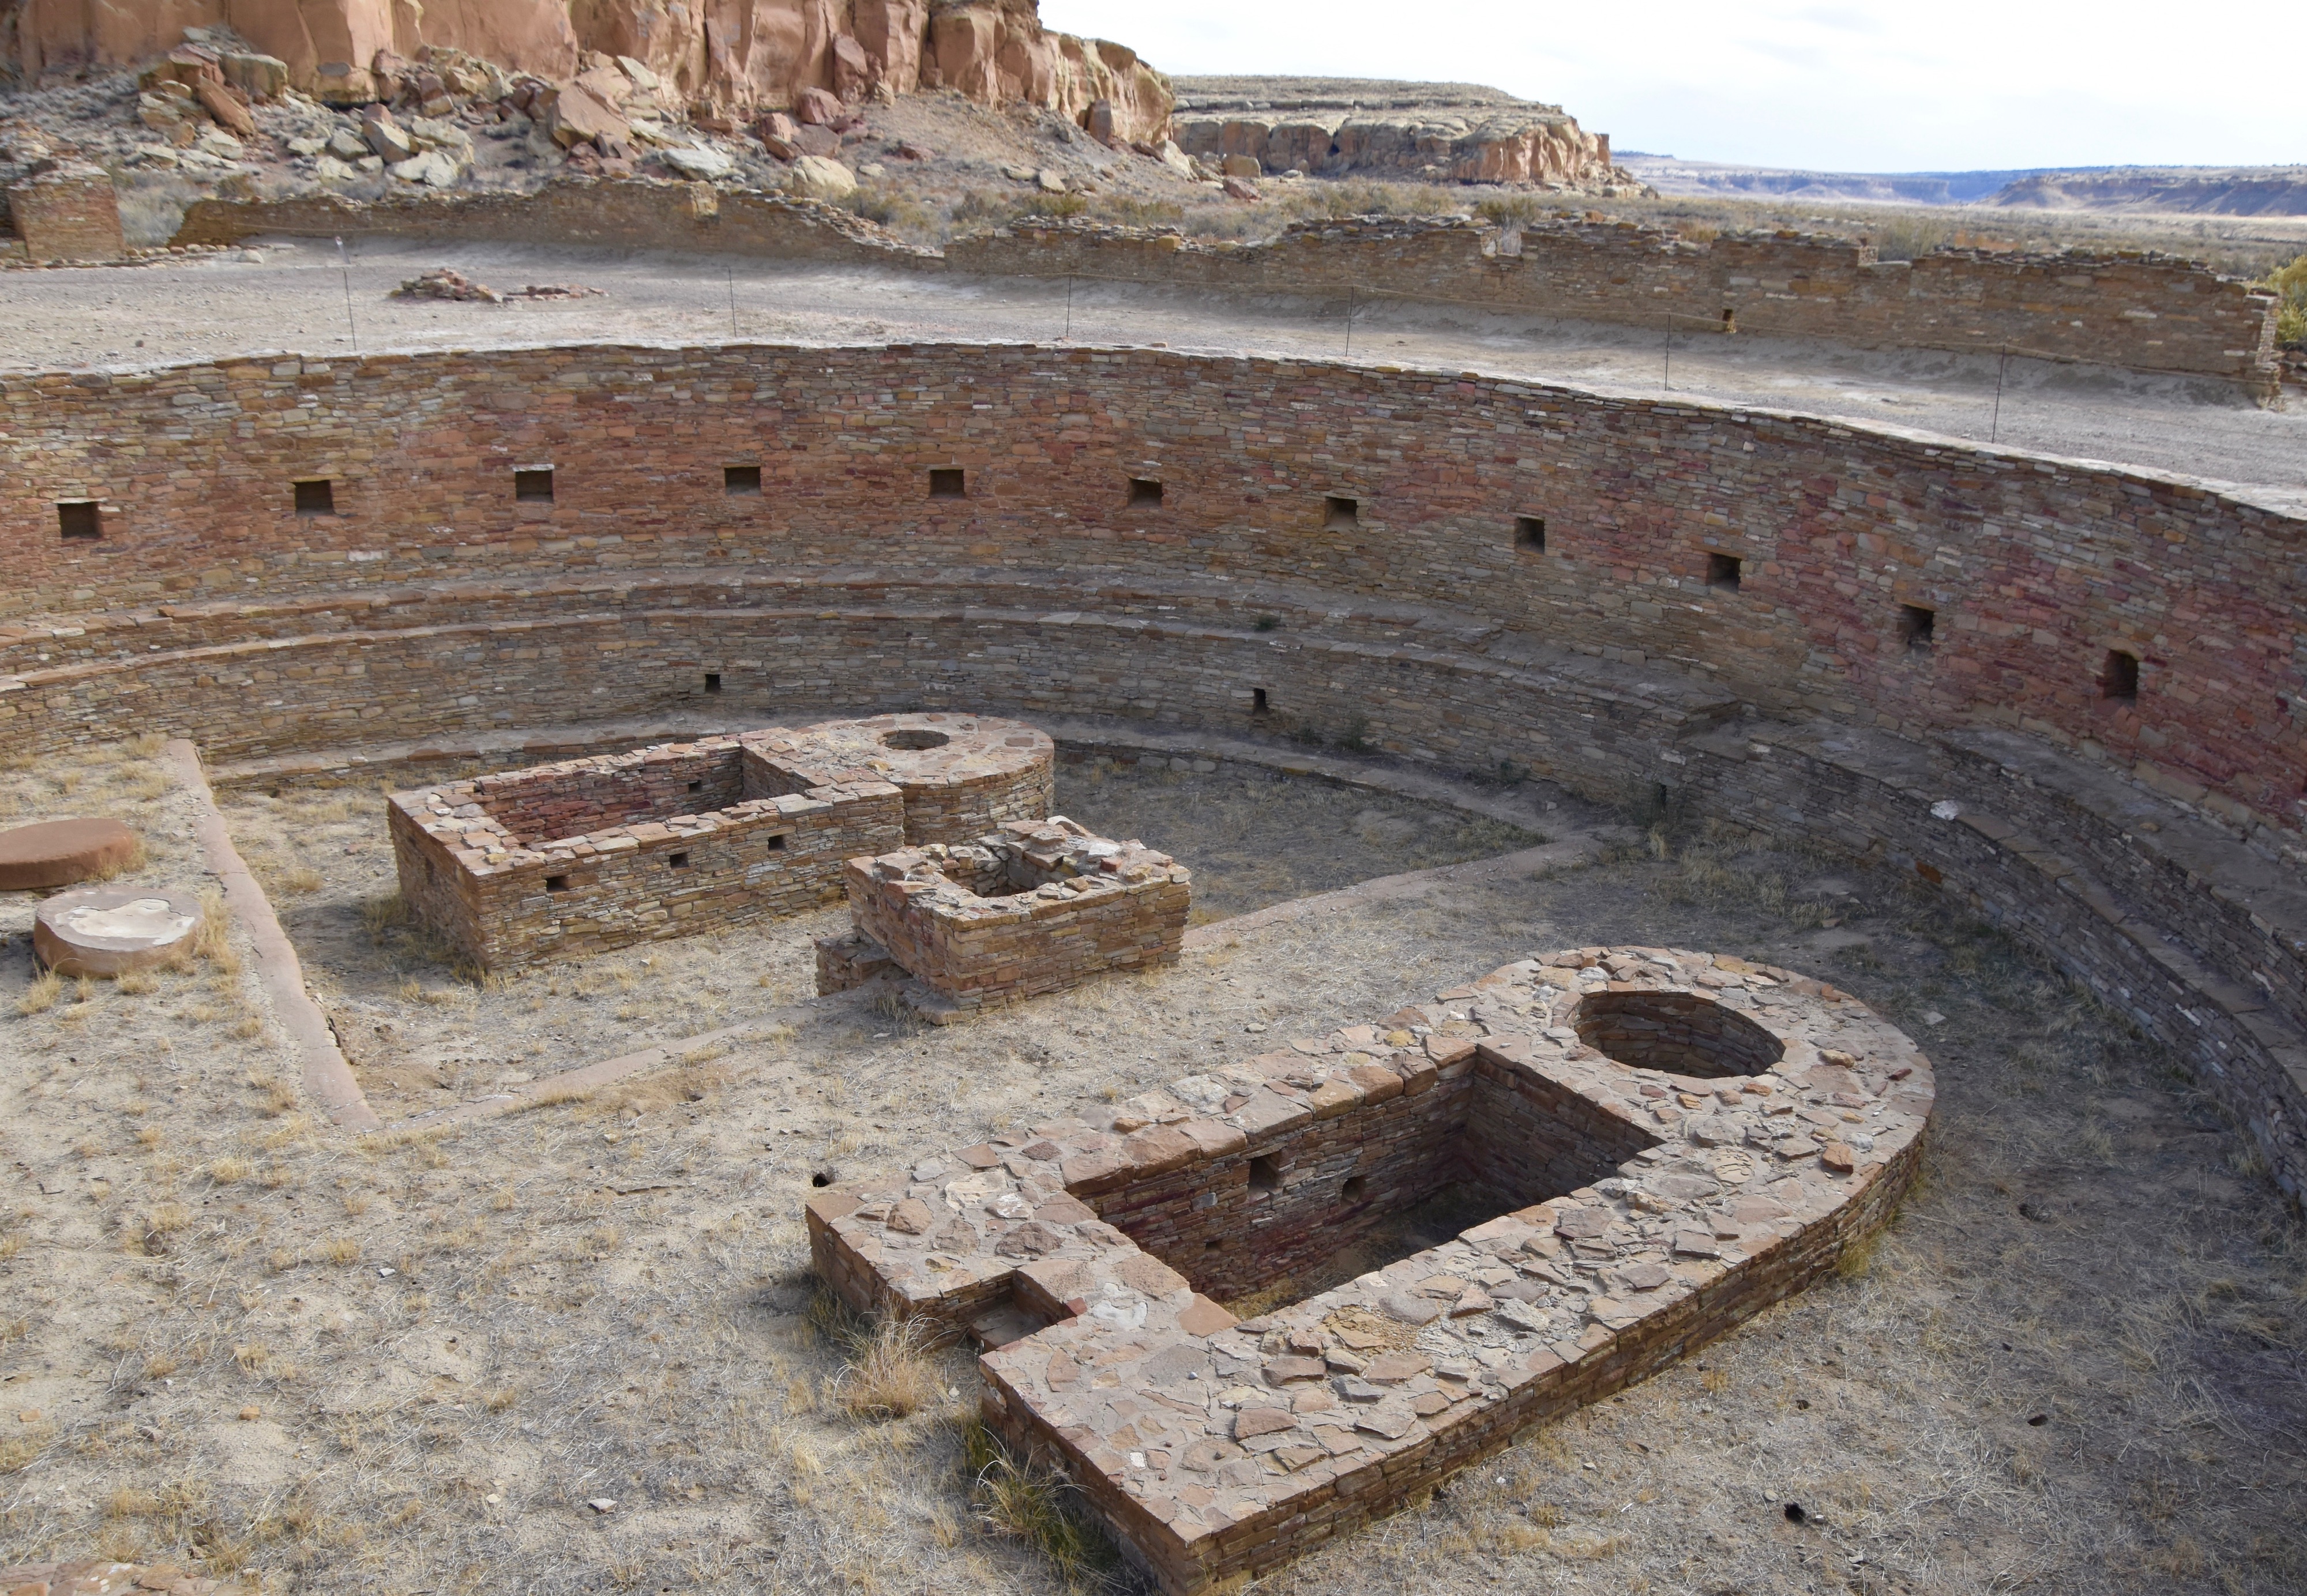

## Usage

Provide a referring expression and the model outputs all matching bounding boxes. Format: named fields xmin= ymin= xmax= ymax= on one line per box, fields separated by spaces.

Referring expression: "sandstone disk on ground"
xmin=0 ymin=816 xmax=138 ymax=890
xmin=32 ymin=885 xmax=201 ymax=977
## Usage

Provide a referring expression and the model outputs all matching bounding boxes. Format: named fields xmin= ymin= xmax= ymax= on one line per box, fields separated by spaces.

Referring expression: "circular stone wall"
xmin=33 ymin=886 xmax=201 ymax=977
xmin=745 ymin=713 xmax=1054 ymax=845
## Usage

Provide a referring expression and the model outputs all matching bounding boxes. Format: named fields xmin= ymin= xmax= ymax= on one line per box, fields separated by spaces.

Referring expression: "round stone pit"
xmin=0 ymin=818 xmax=140 ymax=890
xmin=742 ymin=713 xmax=1055 ymax=845
xmin=33 ymin=886 xmax=203 ymax=977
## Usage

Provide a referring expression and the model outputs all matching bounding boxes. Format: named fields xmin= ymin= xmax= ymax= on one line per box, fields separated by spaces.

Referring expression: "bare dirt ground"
xmin=5 ymin=238 xmax=2303 ymax=508
xmin=2 ymin=733 xmax=2302 ymax=1595
xmin=208 ymin=754 xmax=1544 ymax=1119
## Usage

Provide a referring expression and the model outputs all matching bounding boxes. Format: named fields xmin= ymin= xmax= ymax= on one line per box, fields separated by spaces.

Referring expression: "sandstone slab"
xmin=0 ymin=818 xmax=138 ymax=890
xmin=33 ymin=886 xmax=201 ymax=977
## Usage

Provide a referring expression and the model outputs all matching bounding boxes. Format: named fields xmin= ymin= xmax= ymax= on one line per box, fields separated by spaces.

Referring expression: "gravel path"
xmin=10 ymin=236 xmax=2304 ymax=507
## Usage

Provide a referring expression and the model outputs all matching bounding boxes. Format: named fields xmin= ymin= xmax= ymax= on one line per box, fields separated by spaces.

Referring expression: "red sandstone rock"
xmin=0 ymin=818 xmax=138 ymax=890
xmin=792 ymin=84 xmax=845 ymax=125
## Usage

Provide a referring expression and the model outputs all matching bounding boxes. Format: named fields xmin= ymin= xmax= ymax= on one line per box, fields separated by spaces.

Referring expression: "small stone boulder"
xmin=792 ymin=85 xmax=846 ymax=126
xmin=33 ymin=886 xmax=202 ymax=977
xmin=787 ymin=155 xmax=856 ymax=200
xmin=0 ymin=818 xmax=138 ymax=890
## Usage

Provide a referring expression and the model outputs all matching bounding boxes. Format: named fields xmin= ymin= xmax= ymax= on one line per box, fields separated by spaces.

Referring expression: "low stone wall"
xmin=389 ymin=733 xmax=905 ymax=970
xmin=808 ymin=946 xmax=1933 ymax=1593
xmin=164 ymin=189 xmax=2276 ymax=389
xmin=832 ymin=816 xmax=1190 ymax=1012
xmin=948 ymin=217 xmax=2281 ymax=392
xmin=171 ymin=179 xmax=932 ymax=265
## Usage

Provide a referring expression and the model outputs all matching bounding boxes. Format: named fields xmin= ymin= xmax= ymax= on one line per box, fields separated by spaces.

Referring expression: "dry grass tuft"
xmin=831 ymin=1315 xmax=940 ymax=1422
xmin=962 ymin=1416 xmax=1120 ymax=1587
xmin=16 ymin=968 xmax=61 ymax=1016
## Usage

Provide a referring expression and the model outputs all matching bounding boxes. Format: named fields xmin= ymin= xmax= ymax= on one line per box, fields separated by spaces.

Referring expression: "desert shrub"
xmin=2264 ymin=252 xmax=2307 ymax=347
xmin=1474 ymin=193 xmax=1546 ymax=228
xmin=1869 ymin=213 xmax=1955 ymax=262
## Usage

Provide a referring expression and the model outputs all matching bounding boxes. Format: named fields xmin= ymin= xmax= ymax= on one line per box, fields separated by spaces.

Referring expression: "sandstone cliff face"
xmin=5 ymin=0 xmax=1170 ymax=139
xmin=1174 ymin=107 xmax=1613 ymax=186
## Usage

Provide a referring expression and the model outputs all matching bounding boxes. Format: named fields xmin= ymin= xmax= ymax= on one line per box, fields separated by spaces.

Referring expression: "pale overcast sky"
xmin=1039 ymin=0 xmax=2294 ymax=174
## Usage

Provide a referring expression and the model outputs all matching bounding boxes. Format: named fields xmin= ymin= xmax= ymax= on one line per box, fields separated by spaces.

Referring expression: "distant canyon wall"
xmin=1 ymin=0 xmax=1173 ymax=138
xmin=1171 ymin=107 xmax=1615 ymax=187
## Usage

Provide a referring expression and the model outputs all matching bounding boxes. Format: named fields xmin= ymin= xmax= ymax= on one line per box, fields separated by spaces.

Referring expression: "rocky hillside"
xmin=1169 ymin=77 xmax=1635 ymax=192
xmin=2 ymin=0 xmax=1173 ymax=142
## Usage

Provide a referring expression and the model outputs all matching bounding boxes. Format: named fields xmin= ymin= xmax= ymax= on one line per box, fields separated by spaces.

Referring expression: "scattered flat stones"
xmin=33 ymin=886 xmax=200 ymax=977
xmin=0 ymin=818 xmax=138 ymax=890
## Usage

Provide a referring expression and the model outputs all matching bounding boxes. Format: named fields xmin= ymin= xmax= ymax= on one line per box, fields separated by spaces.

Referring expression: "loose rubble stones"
xmin=809 ymin=946 xmax=1933 ymax=1594
xmin=817 ymin=816 xmax=1192 ymax=1015
xmin=0 ymin=817 xmax=139 ymax=889
xmin=33 ymin=886 xmax=201 ymax=977
xmin=388 ymin=714 xmax=1055 ymax=972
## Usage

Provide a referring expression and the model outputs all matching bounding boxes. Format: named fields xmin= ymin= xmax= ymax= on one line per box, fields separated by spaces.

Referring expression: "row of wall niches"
xmin=35 ymin=471 xmax=2153 ymax=701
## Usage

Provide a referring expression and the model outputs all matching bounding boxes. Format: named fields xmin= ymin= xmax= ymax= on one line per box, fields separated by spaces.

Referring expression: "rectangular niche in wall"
xmin=56 ymin=501 xmax=101 ymax=540
xmin=1706 ymin=552 xmax=1742 ymax=590
xmin=1128 ymin=477 xmax=1163 ymax=507
xmin=514 ymin=468 xmax=555 ymax=503
xmin=1516 ymin=515 xmax=1547 ymax=553
xmin=929 ymin=468 xmax=966 ymax=499
xmin=1900 ymin=604 xmax=1936 ymax=650
xmin=1324 ymin=495 xmax=1359 ymax=530
xmin=724 ymin=465 xmax=762 ymax=497
xmin=2103 ymin=649 xmax=2140 ymax=702
xmin=293 ymin=479 xmax=336 ymax=515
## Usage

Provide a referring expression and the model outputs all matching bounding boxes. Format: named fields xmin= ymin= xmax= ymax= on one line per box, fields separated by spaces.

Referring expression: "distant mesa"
xmin=1620 ymin=155 xmax=2307 ymax=216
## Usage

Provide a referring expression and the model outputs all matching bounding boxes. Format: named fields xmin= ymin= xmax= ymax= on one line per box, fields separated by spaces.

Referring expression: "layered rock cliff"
xmin=2 ymin=0 xmax=1172 ymax=140
xmin=1170 ymin=77 xmax=1629 ymax=190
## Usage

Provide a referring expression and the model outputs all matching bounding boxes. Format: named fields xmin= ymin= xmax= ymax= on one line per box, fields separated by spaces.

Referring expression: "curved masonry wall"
xmin=168 ymin=192 xmax=2280 ymax=390
xmin=3 ymin=340 xmax=2304 ymax=1192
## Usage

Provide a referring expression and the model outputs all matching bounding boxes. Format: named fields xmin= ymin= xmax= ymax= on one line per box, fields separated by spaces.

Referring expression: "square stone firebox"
xmin=815 ymin=817 xmax=1192 ymax=1017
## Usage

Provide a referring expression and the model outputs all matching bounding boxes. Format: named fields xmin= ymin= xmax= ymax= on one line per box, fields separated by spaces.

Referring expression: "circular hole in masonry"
xmin=880 ymin=729 xmax=952 ymax=751
xmin=1572 ymin=989 xmax=1785 ymax=1079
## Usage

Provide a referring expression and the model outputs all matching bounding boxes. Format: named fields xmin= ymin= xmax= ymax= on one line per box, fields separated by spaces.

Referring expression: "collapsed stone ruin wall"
xmin=2 ymin=163 xmax=126 ymax=264
xmin=167 ymin=197 xmax=2283 ymax=389
xmin=3 ymin=338 xmax=2304 ymax=1194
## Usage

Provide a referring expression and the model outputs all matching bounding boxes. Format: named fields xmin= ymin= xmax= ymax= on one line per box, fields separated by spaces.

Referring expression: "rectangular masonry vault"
xmin=810 ymin=946 xmax=1933 ymax=1594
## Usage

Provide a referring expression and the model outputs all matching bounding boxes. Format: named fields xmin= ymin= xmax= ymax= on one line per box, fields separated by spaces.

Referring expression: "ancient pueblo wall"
xmin=171 ymin=191 xmax=2280 ymax=389
xmin=3 ymin=338 xmax=2305 ymax=1192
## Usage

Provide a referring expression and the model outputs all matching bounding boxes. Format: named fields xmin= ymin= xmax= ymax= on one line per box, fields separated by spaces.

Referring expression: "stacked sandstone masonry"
xmin=3 ymin=161 xmax=126 ymax=264
xmin=2 ymin=339 xmax=2304 ymax=1192
xmin=168 ymin=197 xmax=2280 ymax=392
xmin=389 ymin=713 xmax=1053 ymax=969
xmin=389 ymin=733 xmax=905 ymax=971
xmin=824 ymin=816 xmax=1191 ymax=1011
xmin=809 ymin=947 xmax=1934 ymax=1591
